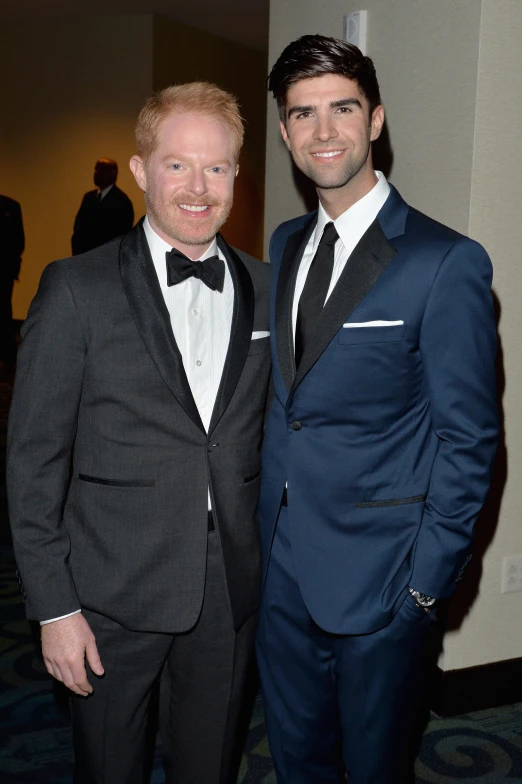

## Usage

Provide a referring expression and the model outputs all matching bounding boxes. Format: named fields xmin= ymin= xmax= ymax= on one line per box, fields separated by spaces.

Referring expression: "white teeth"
xmin=313 ymin=151 xmax=343 ymax=158
xmin=179 ymin=204 xmax=209 ymax=212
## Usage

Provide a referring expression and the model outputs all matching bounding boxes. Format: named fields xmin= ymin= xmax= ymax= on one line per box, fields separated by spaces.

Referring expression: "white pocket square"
xmin=343 ymin=320 xmax=404 ymax=328
xmin=251 ymin=331 xmax=270 ymax=339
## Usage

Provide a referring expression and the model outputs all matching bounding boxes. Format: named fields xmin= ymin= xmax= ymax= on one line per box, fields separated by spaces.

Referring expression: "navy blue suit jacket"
xmin=258 ymin=185 xmax=499 ymax=635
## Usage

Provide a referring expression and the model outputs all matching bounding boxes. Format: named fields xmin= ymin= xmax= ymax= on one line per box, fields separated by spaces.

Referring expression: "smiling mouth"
xmin=311 ymin=150 xmax=344 ymax=159
xmin=178 ymin=204 xmax=210 ymax=212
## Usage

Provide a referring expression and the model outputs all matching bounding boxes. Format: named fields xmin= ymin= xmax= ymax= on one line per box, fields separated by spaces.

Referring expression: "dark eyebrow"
xmin=287 ymin=97 xmax=362 ymax=120
xmin=331 ymin=98 xmax=362 ymax=110
xmin=287 ymin=104 xmax=315 ymax=119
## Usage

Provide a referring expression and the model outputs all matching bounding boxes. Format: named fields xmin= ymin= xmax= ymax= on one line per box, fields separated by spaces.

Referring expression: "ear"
xmin=370 ymin=105 xmax=385 ymax=142
xmin=280 ymin=120 xmax=292 ymax=151
xmin=129 ymin=155 xmax=147 ymax=192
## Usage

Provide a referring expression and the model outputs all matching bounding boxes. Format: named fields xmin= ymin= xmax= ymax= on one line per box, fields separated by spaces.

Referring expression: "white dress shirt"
xmin=280 ymin=172 xmax=391 ymax=499
xmin=144 ymin=216 xmax=233 ymax=432
xmin=292 ymin=171 xmax=390 ymax=342
xmin=98 ymin=183 xmax=114 ymax=200
xmin=41 ymin=217 xmax=232 ymax=625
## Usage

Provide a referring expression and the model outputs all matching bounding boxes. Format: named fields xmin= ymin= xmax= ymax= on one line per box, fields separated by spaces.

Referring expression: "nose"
xmin=186 ymin=167 xmax=207 ymax=197
xmin=313 ymin=112 xmax=338 ymax=143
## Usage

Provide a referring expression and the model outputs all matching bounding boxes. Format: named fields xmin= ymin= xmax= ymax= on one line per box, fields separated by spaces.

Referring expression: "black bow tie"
xmin=166 ymin=248 xmax=225 ymax=292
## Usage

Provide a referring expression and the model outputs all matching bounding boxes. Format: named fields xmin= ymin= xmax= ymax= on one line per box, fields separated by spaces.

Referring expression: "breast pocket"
xmin=338 ymin=324 xmax=406 ymax=345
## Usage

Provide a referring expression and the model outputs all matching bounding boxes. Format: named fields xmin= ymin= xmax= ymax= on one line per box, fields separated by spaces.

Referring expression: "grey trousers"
xmin=71 ymin=531 xmax=257 ymax=784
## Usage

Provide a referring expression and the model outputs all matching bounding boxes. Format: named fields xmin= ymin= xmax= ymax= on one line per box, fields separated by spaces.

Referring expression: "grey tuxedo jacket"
xmin=7 ymin=220 xmax=271 ymax=633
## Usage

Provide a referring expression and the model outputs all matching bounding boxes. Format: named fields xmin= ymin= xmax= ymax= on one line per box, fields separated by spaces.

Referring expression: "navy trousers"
xmin=256 ymin=506 xmax=431 ymax=784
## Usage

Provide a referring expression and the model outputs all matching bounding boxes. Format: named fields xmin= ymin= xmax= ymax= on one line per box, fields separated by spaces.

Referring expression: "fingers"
xmin=44 ymin=656 xmax=91 ymax=695
xmin=86 ymin=637 xmax=105 ymax=677
xmin=67 ymin=659 xmax=93 ymax=696
xmin=44 ymin=658 xmax=63 ymax=682
xmin=40 ymin=613 xmax=103 ymax=695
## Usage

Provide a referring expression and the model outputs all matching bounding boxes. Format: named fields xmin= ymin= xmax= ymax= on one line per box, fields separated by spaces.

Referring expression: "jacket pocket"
xmin=355 ymin=494 xmax=427 ymax=509
xmin=244 ymin=469 xmax=262 ymax=484
xmin=79 ymin=473 xmax=155 ymax=488
xmin=338 ymin=324 xmax=406 ymax=345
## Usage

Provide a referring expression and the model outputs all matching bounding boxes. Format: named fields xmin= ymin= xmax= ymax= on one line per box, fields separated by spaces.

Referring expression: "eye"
xmin=336 ymin=106 xmax=353 ymax=114
xmin=169 ymin=163 xmax=182 ymax=171
xmin=296 ymin=111 xmax=313 ymax=120
xmin=210 ymin=166 xmax=224 ymax=173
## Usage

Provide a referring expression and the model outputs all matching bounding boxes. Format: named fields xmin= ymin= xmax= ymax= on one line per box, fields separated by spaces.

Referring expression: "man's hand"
xmin=41 ymin=613 xmax=104 ymax=696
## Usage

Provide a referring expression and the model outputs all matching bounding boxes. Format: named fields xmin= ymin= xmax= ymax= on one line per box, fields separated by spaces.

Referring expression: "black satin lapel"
xmin=292 ymin=220 xmax=398 ymax=392
xmin=119 ymin=221 xmax=205 ymax=432
xmin=208 ymin=236 xmax=255 ymax=435
xmin=275 ymin=218 xmax=316 ymax=393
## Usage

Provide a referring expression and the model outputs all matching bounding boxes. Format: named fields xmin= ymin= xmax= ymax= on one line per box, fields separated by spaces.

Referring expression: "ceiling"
xmin=0 ymin=0 xmax=269 ymax=52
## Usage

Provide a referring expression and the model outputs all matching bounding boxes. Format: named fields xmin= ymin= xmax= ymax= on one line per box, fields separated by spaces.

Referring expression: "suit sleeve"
xmin=113 ymin=192 xmax=134 ymax=236
xmin=268 ymin=224 xmax=285 ymax=271
xmin=411 ymin=238 xmax=499 ymax=598
xmin=7 ymin=262 xmax=87 ymax=620
xmin=12 ymin=200 xmax=25 ymax=261
xmin=122 ymin=196 xmax=134 ymax=233
xmin=2 ymin=199 xmax=25 ymax=278
xmin=71 ymin=194 xmax=89 ymax=255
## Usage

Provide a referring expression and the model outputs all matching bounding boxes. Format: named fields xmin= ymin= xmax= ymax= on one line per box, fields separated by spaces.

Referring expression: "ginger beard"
xmin=145 ymin=186 xmax=234 ymax=248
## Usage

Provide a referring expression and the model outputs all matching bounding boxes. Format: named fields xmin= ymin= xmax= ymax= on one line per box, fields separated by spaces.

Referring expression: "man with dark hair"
xmin=257 ymin=34 xmax=498 ymax=783
xmin=0 ymin=194 xmax=24 ymax=368
xmin=71 ymin=158 xmax=134 ymax=255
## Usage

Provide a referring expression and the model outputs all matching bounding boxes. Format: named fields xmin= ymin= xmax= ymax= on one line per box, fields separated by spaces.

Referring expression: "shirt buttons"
xmin=196 ymin=359 xmax=202 ymax=366
xmin=191 ymin=308 xmax=198 ymax=317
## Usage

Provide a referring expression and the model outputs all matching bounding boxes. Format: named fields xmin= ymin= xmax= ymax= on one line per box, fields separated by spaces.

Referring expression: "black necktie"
xmin=295 ymin=221 xmax=339 ymax=367
xmin=166 ymin=248 xmax=225 ymax=293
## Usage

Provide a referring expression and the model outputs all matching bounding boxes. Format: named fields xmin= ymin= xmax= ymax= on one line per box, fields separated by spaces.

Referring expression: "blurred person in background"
xmin=71 ymin=157 xmax=134 ymax=255
xmin=0 ymin=194 xmax=24 ymax=369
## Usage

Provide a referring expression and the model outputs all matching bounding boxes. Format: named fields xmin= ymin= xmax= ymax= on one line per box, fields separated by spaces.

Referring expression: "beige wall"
xmin=266 ymin=0 xmax=522 ymax=669
xmin=443 ymin=0 xmax=522 ymax=670
xmin=0 ymin=14 xmax=153 ymax=320
xmin=153 ymin=16 xmax=267 ymax=260
xmin=0 ymin=13 xmax=267 ymax=320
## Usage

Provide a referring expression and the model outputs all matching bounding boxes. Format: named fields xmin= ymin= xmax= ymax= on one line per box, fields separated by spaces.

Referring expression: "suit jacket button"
xmin=290 ymin=421 xmax=302 ymax=431
xmin=208 ymin=443 xmax=219 ymax=452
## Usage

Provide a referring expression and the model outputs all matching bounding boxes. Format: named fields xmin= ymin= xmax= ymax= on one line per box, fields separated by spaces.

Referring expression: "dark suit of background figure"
xmin=7 ymin=220 xmax=271 ymax=783
xmin=257 ymin=185 xmax=499 ymax=783
xmin=71 ymin=184 xmax=134 ymax=255
xmin=0 ymin=195 xmax=24 ymax=365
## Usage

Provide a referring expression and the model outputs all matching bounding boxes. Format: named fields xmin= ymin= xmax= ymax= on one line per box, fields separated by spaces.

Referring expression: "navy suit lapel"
xmin=275 ymin=215 xmax=316 ymax=394
xmin=291 ymin=219 xmax=398 ymax=394
xmin=208 ymin=235 xmax=255 ymax=435
xmin=119 ymin=220 xmax=205 ymax=433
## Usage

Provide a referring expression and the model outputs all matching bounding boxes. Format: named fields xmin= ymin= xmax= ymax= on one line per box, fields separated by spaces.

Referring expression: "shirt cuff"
xmin=40 ymin=609 xmax=82 ymax=625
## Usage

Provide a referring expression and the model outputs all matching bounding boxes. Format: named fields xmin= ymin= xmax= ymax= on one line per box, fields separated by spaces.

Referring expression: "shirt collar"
xmin=314 ymin=170 xmax=390 ymax=249
xmin=99 ymin=184 xmax=114 ymax=200
xmin=143 ymin=215 xmax=218 ymax=266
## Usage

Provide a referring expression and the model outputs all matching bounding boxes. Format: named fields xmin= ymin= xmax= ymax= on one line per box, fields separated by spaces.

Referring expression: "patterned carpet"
xmin=1 ymin=364 xmax=522 ymax=783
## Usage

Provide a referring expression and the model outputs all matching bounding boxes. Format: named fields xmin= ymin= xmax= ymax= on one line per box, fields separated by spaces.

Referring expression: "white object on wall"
xmin=343 ymin=10 xmax=368 ymax=54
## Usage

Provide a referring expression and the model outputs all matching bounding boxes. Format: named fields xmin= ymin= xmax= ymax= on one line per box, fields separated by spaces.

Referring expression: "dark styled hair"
xmin=268 ymin=34 xmax=381 ymax=123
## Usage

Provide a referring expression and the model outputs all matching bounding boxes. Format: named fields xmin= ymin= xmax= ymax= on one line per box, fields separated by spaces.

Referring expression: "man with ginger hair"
xmin=8 ymin=82 xmax=271 ymax=783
